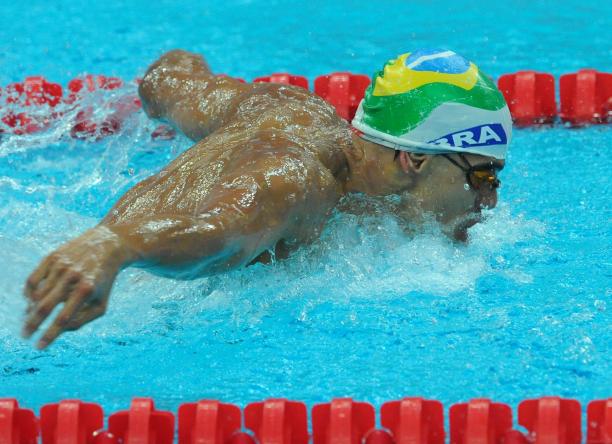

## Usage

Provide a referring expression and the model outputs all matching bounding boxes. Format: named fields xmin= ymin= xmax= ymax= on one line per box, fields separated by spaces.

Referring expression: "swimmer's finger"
xmin=24 ymin=254 xmax=55 ymax=298
xmin=36 ymin=285 xmax=91 ymax=349
xmin=29 ymin=262 xmax=68 ymax=303
xmin=22 ymin=274 xmax=73 ymax=339
xmin=65 ymin=300 xmax=107 ymax=331
xmin=25 ymin=299 xmax=37 ymax=316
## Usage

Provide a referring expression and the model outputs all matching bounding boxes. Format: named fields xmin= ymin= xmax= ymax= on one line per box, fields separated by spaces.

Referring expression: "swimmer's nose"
xmin=476 ymin=187 xmax=498 ymax=210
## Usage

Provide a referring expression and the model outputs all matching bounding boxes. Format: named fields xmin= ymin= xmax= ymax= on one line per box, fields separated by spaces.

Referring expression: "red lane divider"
xmin=450 ymin=399 xmax=512 ymax=444
xmin=90 ymin=432 xmax=118 ymax=444
xmin=40 ymin=400 xmax=103 ymax=444
xmin=381 ymin=397 xmax=444 ymax=444
xmin=253 ymin=73 xmax=309 ymax=89
xmin=2 ymin=397 xmax=612 ymax=444
xmin=67 ymin=75 xmax=143 ymax=140
xmin=8 ymin=76 xmax=63 ymax=107
xmin=0 ymin=76 xmax=63 ymax=134
xmin=314 ymin=72 xmax=370 ymax=121
xmin=70 ymin=95 xmax=142 ymax=141
xmin=108 ymin=398 xmax=174 ymax=444
xmin=66 ymin=75 xmax=123 ymax=103
xmin=560 ymin=69 xmax=612 ymax=125
xmin=364 ymin=429 xmax=395 ymax=444
xmin=244 ymin=399 xmax=309 ymax=444
xmin=178 ymin=400 xmax=241 ymax=444
xmin=150 ymin=124 xmax=177 ymax=140
xmin=0 ymin=74 xmax=143 ymax=140
xmin=498 ymin=71 xmax=556 ymax=126
xmin=0 ymin=399 xmax=38 ymax=444
xmin=1 ymin=68 xmax=611 ymax=143
xmin=519 ymin=397 xmax=582 ymax=444
xmin=312 ymin=398 xmax=376 ymax=444
xmin=587 ymin=399 xmax=612 ymax=444
xmin=226 ymin=435 xmax=255 ymax=444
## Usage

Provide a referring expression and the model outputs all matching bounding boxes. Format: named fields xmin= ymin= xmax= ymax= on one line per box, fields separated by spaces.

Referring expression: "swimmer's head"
xmin=352 ymin=48 xmax=512 ymax=159
xmin=345 ymin=49 xmax=511 ymax=240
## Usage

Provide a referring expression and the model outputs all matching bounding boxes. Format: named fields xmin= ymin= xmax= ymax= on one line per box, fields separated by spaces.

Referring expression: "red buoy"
xmin=364 ymin=429 xmax=394 ymax=444
xmin=587 ymin=399 xmax=612 ymax=444
xmin=518 ymin=397 xmax=581 ymax=444
xmin=40 ymin=400 xmax=103 ymax=444
xmin=381 ymin=397 xmax=444 ymax=444
xmin=0 ymin=76 xmax=63 ymax=134
xmin=227 ymin=433 xmax=256 ymax=444
xmin=314 ymin=72 xmax=370 ymax=121
xmin=560 ymin=69 xmax=612 ymax=125
xmin=497 ymin=71 xmax=557 ymax=125
xmin=108 ymin=398 xmax=174 ymax=444
xmin=450 ymin=398 xmax=513 ymax=444
xmin=151 ymin=124 xmax=176 ymax=140
xmin=244 ymin=399 xmax=309 ymax=444
xmin=178 ymin=400 xmax=241 ymax=444
xmin=0 ymin=399 xmax=38 ymax=444
xmin=312 ymin=398 xmax=375 ymax=444
xmin=67 ymin=75 xmax=122 ymax=104
xmin=67 ymin=75 xmax=140 ymax=140
xmin=253 ymin=73 xmax=309 ymax=89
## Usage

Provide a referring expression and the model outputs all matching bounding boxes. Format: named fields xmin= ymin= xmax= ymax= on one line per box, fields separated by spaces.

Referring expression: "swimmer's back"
xmin=138 ymin=50 xmax=350 ymax=174
xmin=105 ymin=50 xmax=350 ymax=254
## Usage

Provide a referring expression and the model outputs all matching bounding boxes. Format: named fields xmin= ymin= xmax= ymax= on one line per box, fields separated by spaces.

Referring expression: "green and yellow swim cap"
xmin=351 ymin=49 xmax=512 ymax=160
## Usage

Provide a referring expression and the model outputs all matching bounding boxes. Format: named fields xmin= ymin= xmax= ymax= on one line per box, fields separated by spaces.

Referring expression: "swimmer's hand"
xmin=22 ymin=226 xmax=134 ymax=349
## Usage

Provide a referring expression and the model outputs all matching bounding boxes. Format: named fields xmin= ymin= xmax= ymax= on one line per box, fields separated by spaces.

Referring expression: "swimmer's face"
xmin=401 ymin=152 xmax=504 ymax=241
xmin=345 ymin=135 xmax=503 ymax=241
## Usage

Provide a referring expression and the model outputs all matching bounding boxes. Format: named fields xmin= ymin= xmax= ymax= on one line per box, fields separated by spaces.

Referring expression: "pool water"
xmin=1 ymin=0 xmax=610 ymax=414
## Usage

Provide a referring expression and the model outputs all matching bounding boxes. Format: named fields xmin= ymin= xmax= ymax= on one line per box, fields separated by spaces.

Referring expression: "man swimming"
xmin=22 ymin=48 xmax=511 ymax=349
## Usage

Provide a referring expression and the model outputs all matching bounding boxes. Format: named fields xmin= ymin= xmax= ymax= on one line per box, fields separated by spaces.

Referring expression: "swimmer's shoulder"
xmin=230 ymin=82 xmax=342 ymax=127
xmin=215 ymin=81 xmax=350 ymax=176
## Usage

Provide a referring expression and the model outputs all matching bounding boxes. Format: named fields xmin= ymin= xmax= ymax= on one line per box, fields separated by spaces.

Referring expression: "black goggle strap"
xmin=441 ymin=154 xmax=469 ymax=173
xmin=457 ymin=153 xmax=474 ymax=170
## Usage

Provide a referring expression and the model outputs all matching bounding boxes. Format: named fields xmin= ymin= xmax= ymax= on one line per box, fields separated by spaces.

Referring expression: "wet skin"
xmin=22 ymin=50 xmax=503 ymax=348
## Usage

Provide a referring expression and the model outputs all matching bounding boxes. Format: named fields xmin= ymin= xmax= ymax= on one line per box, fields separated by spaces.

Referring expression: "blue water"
xmin=0 ymin=0 xmax=610 ymax=418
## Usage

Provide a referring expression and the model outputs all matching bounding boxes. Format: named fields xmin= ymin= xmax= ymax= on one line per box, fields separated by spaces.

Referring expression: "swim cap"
xmin=351 ymin=49 xmax=512 ymax=159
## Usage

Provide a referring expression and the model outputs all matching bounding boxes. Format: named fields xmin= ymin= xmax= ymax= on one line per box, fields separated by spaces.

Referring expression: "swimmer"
xmin=22 ymin=48 xmax=511 ymax=348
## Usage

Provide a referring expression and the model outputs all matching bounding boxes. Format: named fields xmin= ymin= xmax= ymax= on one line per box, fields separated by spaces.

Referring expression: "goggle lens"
xmin=470 ymin=169 xmax=500 ymax=189
xmin=441 ymin=154 xmax=502 ymax=190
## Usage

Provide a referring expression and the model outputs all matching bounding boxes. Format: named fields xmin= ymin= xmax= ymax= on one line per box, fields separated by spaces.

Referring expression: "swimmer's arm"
xmin=22 ymin=207 xmax=253 ymax=349
xmin=23 ymin=152 xmax=336 ymax=348
xmin=138 ymin=49 xmax=249 ymax=140
xmin=103 ymin=161 xmax=336 ymax=276
xmin=101 ymin=210 xmax=259 ymax=277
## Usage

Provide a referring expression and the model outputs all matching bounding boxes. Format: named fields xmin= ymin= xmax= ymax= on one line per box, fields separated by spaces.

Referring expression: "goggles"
xmin=441 ymin=153 xmax=501 ymax=190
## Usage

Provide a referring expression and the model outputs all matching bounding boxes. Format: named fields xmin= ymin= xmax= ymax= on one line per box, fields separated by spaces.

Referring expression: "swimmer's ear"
xmin=399 ymin=152 xmax=430 ymax=174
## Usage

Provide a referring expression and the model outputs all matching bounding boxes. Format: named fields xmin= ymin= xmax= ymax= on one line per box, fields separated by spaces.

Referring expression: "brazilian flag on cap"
xmin=351 ymin=49 xmax=512 ymax=160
